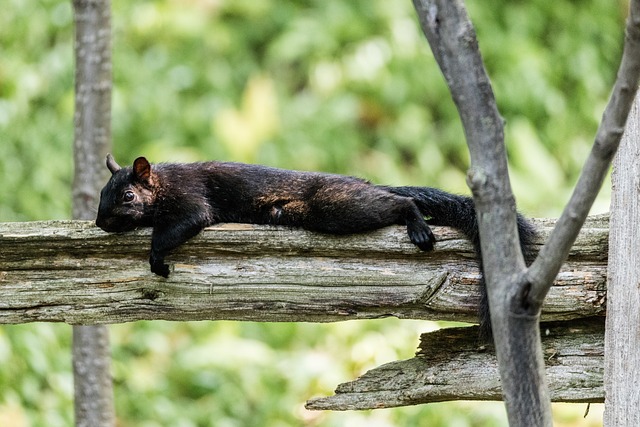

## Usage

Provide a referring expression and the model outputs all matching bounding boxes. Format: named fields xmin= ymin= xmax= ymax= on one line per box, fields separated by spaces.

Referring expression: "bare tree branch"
xmin=412 ymin=1 xmax=640 ymax=425
xmin=411 ymin=0 xmax=549 ymax=425
xmin=527 ymin=0 xmax=640 ymax=304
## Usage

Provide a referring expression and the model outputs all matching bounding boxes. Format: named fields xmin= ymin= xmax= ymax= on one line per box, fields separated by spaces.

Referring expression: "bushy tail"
xmin=381 ymin=186 xmax=536 ymax=340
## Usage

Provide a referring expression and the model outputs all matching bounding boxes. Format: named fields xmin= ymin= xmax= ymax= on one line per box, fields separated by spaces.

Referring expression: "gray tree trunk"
xmin=604 ymin=95 xmax=640 ymax=426
xmin=71 ymin=1 xmax=115 ymax=426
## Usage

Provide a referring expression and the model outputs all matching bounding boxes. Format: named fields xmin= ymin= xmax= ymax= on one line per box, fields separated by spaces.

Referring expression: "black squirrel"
xmin=96 ymin=155 xmax=535 ymax=334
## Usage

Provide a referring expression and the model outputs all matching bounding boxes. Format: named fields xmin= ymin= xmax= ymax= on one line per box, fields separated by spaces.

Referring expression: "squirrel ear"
xmin=106 ymin=154 xmax=121 ymax=174
xmin=133 ymin=157 xmax=152 ymax=182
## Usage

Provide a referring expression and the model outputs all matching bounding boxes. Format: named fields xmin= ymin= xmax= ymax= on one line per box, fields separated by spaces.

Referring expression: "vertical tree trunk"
xmin=411 ymin=1 xmax=552 ymax=424
xmin=72 ymin=1 xmax=115 ymax=426
xmin=604 ymin=95 xmax=640 ymax=426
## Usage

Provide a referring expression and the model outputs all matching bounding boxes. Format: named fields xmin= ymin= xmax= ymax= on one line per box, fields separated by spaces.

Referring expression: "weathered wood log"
xmin=306 ymin=318 xmax=604 ymax=410
xmin=0 ymin=216 xmax=607 ymax=325
xmin=605 ymin=95 xmax=640 ymax=425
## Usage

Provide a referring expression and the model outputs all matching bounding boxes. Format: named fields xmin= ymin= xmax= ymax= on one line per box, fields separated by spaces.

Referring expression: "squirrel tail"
xmin=381 ymin=186 xmax=536 ymax=340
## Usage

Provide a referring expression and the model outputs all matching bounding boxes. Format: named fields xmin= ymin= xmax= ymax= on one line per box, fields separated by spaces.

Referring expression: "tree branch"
xmin=527 ymin=0 xmax=640 ymax=304
xmin=411 ymin=0 xmax=639 ymax=421
xmin=412 ymin=1 xmax=550 ymax=425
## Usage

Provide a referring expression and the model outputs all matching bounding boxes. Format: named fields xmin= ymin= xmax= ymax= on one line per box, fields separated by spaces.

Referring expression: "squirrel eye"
xmin=123 ymin=191 xmax=135 ymax=202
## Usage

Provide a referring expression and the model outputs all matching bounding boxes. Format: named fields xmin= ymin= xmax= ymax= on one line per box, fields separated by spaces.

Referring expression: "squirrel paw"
xmin=150 ymin=256 xmax=170 ymax=278
xmin=407 ymin=221 xmax=435 ymax=251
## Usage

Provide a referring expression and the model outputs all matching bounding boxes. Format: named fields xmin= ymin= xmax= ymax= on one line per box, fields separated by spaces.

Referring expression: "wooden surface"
xmin=604 ymin=96 xmax=640 ymax=425
xmin=306 ymin=318 xmax=604 ymax=409
xmin=0 ymin=216 xmax=607 ymax=325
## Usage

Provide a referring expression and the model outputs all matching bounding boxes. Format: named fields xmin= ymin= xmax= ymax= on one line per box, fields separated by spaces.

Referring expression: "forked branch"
xmin=411 ymin=0 xmax=640 ymax=425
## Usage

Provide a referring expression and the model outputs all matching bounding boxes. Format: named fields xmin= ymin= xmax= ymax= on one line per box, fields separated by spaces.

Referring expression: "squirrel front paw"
xmin=150 ymin=255 xmax=170 ymax=278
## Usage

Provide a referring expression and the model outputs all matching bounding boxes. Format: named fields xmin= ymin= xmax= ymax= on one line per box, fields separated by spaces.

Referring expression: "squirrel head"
xmin=95 ymin=155 xmax=158 ymax=232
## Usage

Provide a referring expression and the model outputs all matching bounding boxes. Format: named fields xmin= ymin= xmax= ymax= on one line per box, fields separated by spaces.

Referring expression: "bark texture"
xmin=604 ymin=96 xmax=640 ymax=426
xmin=0 ymin=218 xmax=606 ymax=325
xmin=72 ymin=0 xmax=114 ymax=426
xmin=412 ymin=1 xmax=549 ymax=424
xmin=412 ymin=1 xmax=640 ymax=425
xmin=307 ymin=318 xmax=604 ymax=410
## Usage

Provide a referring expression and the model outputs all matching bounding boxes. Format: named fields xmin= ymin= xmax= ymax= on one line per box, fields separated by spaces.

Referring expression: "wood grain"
xmin=0 ymin=216 xmax=607 ymax=325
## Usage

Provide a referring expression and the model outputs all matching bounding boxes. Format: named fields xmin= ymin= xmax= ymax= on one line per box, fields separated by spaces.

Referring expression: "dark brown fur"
xmin=96 ymin=155 xmax=535 ymax=338
xmin=96 ymin=156 xmax=436 ymax=277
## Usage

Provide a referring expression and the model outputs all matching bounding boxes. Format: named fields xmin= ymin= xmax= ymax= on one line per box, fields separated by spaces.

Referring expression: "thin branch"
xmin=527 ymin=0 xmax=640 ymax=304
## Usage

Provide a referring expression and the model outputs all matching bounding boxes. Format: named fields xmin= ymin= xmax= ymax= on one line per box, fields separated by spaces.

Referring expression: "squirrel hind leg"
xmin=387 ymin=196 xmax=436 ymax=251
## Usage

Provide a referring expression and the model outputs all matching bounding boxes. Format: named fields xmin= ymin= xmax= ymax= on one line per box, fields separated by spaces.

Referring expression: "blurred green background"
xmin=0 ymin=0 xmax=625 ymax=425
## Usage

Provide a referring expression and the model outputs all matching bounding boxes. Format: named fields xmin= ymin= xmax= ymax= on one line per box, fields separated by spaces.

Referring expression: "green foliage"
xmin=0 ymin=0 xmax=624 ymax=425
